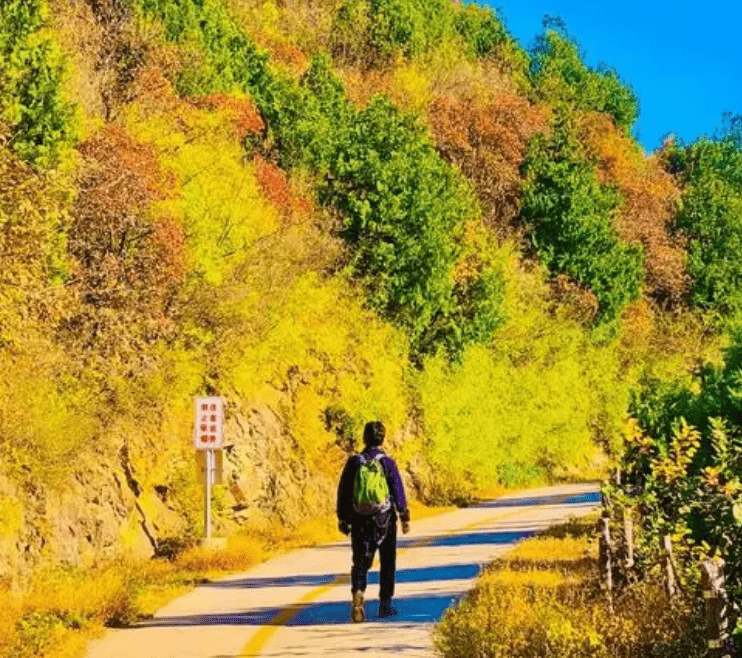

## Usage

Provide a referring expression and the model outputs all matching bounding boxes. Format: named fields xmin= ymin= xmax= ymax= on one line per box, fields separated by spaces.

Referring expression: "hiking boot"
xmin=351 ymin=591 xmax=365 ymax=623
xmin=378 ymin=599 xmax=398 ymax=618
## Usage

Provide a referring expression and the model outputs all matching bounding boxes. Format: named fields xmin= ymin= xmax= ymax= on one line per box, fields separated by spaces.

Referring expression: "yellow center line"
xmin=239 ymin=493 xmax=574 ymax=656
xmin=239 ymin=578 xmax=347 ymax=656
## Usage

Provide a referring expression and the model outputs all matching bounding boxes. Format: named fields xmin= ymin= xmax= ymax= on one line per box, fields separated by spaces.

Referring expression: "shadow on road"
xmin=137 ymin=590 xmax=467 ymax=629
xmin=399 ymin=528 xmax=535 ymax=549
xmin=204 ymin=562 xmax=482 ymax=590
xmin=204 ymin=574 xmax=339 ymax=589
xmin=474 ymin=490 xmax=600 ymax=509
xmin=285 ymin=592 xmax=465 ymax=625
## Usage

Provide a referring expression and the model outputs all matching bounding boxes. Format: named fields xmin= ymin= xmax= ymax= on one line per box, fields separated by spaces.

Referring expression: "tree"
xmin=581 ymin=112 xmax=687 ymax=307
xmin=662 ymin=132 xmax=742 ymax=318
xmin=521 ymin=107 xmax=644 ymax=325
xmin=529 ymin=18 xmax=638 ymax=133
xmin=430 ymin=93 xmax=546 ymax=240
xmin=0 ymin=0 xmax=75 ymax=167
xmin=322 ymin=96 xmax=473 ymax=346
xmin=66 ymin=126 xmax=183 ymax=356
xmin=331 ymin=0 xmax=511 ymax=65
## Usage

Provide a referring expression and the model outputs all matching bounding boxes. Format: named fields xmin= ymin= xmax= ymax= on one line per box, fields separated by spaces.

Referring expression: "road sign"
xmin=195 ymin=396 xmax=225 ymax=540
xmin=194 ymin=396 xmax=224 ymax=450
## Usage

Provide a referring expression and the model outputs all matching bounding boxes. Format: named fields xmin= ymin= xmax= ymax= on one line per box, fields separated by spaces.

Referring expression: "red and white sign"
xmin=194 ymin=396 xmax=224 ymax=450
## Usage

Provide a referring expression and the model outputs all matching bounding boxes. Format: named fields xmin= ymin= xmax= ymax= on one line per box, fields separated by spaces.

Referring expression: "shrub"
xmin=430 ymin=92 xmax=546 ymax=239
xmin=124 ymin=94 xmax=277 ymax=285
xmin=622 ymin=328 xmax=742 ymax=607
xmin=0 ymin=145 xmax=73 ymax=346
xmin=191 ymin=92 xmax=265 ymax=142
xmin=62 ymin=124 xmax=185 ymax=366
xmin=413 ymin=244 xmax=626 ymax=501
xmin=423 ymin=266 xmax=506 ymax=359
xmin=0 ymin=338 xmax=100 ymax=493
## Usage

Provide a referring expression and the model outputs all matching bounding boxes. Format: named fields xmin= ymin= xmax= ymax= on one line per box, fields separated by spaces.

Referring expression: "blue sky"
xmin=480 ymin=0 xmax=742 ymax=153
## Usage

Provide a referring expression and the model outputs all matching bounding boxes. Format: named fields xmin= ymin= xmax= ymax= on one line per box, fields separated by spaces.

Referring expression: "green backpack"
xmin=352 ymin=454 xmax=391 ymax=515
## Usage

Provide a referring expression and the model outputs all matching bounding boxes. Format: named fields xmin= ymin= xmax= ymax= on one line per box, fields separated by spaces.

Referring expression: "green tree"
xmin=137 ymin=0 xmax=269 ymax=96
xmin=521 ymin=107 xmax=644 ymax=324
xmin=529 ymin=18 xmax=638 ymax=132
xmin=663 ymin=132 xmax=742 ymax=318
xmin=0 ymin=0 xmax=75 ymax=167
xmin=453 ymin=3 xmax=508 ymax=58
xmin=259 ymin=53 xmax=353 ymax=173
xmin=331 ymin=0 xmax=512 ymax=64
xmin=333 ymin=0 xmax=453 ymax=62
xmin=322 ymin=96 xmax=475 ymax=349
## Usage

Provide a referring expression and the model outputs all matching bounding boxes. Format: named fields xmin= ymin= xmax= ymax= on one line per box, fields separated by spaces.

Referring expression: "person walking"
xmin=336 ymin=421 xmax=410 ymax=622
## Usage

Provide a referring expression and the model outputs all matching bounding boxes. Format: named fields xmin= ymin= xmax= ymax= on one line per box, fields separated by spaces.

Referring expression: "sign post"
xmin=194 ymin=396 xmax=224 ymax=541
xmin=205 ymin=449 xmax=213 ymax=540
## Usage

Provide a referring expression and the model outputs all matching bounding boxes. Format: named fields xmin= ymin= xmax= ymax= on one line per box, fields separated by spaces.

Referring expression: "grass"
xmin=408 ymin=497 xmax=457 ymax=520
xmin=0 ymin=498 xmax=454 ymax=658
xmin=434 ymin=514 xmax=707 ymax=658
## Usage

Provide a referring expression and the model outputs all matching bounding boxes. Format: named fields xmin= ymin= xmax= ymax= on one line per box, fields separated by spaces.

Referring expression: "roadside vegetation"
xmin=435 ymin=515 xmax=705 ymax=657
xmin=0 ymin=516 xmax=338 ymax=658
xmin=610 ymin=321 xmax=742 ymax=648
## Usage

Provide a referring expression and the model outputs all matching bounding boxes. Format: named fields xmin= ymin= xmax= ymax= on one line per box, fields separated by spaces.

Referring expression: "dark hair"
xmin=363 ymin=421 xmax=386 ymax=447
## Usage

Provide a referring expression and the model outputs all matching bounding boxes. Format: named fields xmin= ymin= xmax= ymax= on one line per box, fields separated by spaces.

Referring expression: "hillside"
xmin=1 ymin=0 xmax=741 ymax=609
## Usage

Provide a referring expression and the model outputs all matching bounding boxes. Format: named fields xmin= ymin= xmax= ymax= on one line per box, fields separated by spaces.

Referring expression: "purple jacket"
xmin=336 ymin=447 xmax=410 ymax=524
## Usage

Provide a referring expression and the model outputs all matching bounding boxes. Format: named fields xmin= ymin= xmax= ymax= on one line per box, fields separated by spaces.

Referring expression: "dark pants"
xmin=350 ymin=513 xmax=397 ymax=601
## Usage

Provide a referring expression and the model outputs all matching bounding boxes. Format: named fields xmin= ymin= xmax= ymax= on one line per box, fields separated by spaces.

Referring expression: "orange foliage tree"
xmin=429 ymin=93 xmax=546 ymax=240
xmin=581 ymin=113 xmax=687 ymax=307
xmin=66 ymin=125 xmax=184 ymax=351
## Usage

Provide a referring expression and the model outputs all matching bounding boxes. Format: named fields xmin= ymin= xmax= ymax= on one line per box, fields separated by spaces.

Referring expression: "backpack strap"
xmin=356 ymin=452 xmax=384 ymax=465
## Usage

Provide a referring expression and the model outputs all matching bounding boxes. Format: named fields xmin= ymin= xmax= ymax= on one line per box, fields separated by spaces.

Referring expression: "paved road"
xmin=85 ymin=482 xmax=599 ymax=658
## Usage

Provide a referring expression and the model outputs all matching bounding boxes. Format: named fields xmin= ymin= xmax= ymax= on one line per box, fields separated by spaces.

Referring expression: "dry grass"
xmin=0 ymin=563 xmax=137 ymax=658
xmin=435 ymin=514 xmax=706 ymax=658
xmin=408 ymin=498 xmax=457 ymax=521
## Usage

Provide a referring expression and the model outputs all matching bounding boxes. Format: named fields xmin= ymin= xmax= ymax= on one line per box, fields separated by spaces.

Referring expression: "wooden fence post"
xmin=598 ymin=510 xmax=613 ymax=611
xmin=701 ymin=558 xmax=730 ymax=658
xmin=661 ymin=535 xmax=677 ymax=598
